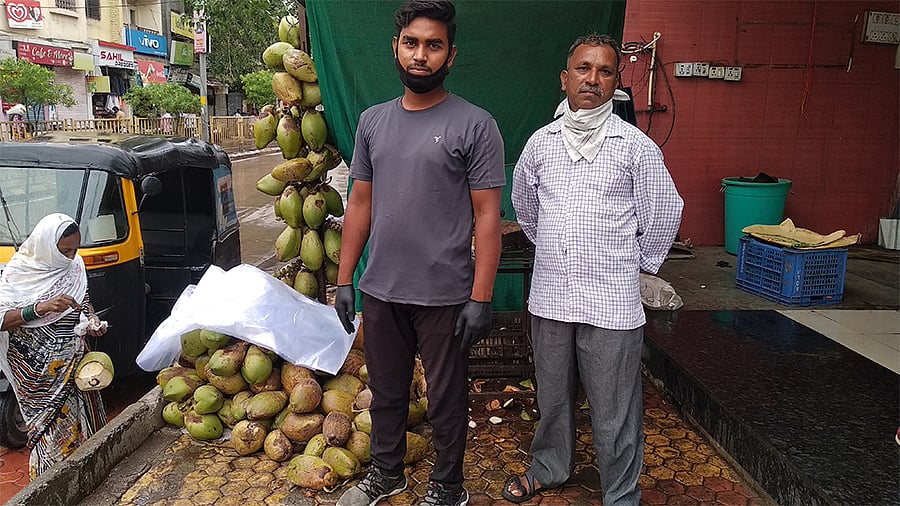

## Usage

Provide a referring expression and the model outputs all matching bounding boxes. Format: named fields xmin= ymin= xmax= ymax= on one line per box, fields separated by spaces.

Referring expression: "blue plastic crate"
xmin=735 ymin=237 xmax=847 ymax=306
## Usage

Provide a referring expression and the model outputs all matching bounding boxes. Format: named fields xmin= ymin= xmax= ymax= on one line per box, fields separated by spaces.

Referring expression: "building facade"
xmin=622 ymin=0 xmax=899 ymax=245
xmin=0 ymin=0 xmax=216 ymax=121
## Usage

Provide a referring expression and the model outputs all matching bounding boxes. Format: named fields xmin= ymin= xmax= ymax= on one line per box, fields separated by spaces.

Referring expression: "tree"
xmin=183 ymin=0 xmax=292 ymax=89
xmin=0 ymin=57 xmax=76 ymax=114
xmin=240 ymin=70 xmax=276 ymax=112
xmin=124 ymin=83 xmax=201 ymax=117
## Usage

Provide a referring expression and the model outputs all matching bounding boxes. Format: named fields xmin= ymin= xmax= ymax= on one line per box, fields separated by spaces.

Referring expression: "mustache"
xmin=407 ymin=64 xmax=431 ymax=74
xmin=577 ymin=84 xmax=603 ymax=96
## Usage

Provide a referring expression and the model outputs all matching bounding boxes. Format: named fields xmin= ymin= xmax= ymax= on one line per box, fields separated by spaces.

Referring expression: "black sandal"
xmin=501 ymin=473 xmax=541 ymax=503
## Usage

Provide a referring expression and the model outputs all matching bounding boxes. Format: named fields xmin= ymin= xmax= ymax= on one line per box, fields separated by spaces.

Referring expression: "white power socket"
xmin=674 ymin=63 xmax=693 ymax=77
xmin=724 ymin=66 xmax=743 ymax=81
xmin=708 ymin=66 xmax=725 ymax=79
xmin=692 ymin=62 xmax=709 ymax=77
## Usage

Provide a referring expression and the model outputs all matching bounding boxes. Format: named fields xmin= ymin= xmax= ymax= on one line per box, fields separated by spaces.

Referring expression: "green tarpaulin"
xmin=307 ymin=0 xmax=626 ymax=310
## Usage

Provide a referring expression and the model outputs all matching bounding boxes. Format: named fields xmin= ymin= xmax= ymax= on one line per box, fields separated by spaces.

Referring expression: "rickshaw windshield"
xmin=0 ymin=167 xmax=128 ymax=248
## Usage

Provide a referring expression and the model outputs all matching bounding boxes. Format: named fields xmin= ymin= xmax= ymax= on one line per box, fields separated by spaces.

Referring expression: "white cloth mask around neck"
xmin=554 ymin=89 xmax=631 ymax=163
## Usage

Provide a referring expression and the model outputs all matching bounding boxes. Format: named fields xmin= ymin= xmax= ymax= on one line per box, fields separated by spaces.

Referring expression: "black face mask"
xmin=394 ymin=55 xmax=451 ymax=94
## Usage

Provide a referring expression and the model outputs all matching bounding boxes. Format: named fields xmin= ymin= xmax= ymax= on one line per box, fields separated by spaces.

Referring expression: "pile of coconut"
xmin=156 ymin=324 xmax=429 ymax=490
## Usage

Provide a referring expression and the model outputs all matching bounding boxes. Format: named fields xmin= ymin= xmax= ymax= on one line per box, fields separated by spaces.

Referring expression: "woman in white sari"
xmin=0 ymin=213 xmax=107 ymax=477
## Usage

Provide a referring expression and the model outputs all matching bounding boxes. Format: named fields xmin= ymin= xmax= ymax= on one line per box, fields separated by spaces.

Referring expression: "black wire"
xmin=622 ymin=53 xmax=651 ymax=91
xmin=653 ymin=50 xmax=676 ymax=148
xmin=622 ymin=37 xmax=676 ymax=147
xmin=620 ymin=42 xmax=653 ymax=135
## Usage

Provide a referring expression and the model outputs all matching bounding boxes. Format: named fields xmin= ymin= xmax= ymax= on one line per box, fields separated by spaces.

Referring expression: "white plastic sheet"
xmin=639 ymin=272 xmax=684 ymax=311
xmin=136 ymin=264 xmax=356 ymax=375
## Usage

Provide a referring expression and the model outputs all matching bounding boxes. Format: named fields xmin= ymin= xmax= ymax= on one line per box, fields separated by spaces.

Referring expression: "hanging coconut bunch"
xmin=157 ymin=325 xmax=431 ymax=491
xmin=254 ymin=15 xmax=345 ymax=303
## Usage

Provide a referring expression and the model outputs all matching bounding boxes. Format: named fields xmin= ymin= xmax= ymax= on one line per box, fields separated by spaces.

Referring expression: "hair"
xmin=61 ymin=222 xmax=80 ymax=238
xmin=567 ymin=33 xmax=621 ymax=70
xmin=394 ymin=0 xmax=457 ymax=46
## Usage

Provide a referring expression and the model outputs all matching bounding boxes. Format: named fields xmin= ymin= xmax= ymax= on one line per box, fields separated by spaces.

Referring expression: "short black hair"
xmin=394 ymin=0 xmax=457 ymax=46
xmin=567 ymin=33 xmax=621 ymax=70
xmin=61 ymin=222 xmax=80 ymax=238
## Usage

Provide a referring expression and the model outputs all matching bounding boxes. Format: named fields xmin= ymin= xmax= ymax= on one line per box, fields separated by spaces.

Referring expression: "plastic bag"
xmin=136 ymin=264 xmax=357 ymax=375
xmin=639 ymin=273 xmax=683 ymax=311
xmin=74 ymin=312 xmax=108 ymax=337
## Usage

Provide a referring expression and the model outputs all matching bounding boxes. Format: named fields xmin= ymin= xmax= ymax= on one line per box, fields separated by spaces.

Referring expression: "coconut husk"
xmin=742 ymin=218 xmax=858 ymax=249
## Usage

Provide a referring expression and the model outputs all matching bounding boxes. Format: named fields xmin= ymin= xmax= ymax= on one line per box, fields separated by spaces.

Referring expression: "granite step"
xmin=643 ymin=310 xmax=899 ymax=505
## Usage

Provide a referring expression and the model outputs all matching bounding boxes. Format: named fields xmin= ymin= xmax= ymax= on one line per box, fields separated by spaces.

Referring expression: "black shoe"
xmin=336 ymin=468 xmax=407 ymax=506
xmin=418 ymin=481 xmax=469 ymax=506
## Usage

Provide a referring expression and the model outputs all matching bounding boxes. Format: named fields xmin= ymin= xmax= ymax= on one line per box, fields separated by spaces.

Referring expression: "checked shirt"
xmin=512 ymin=113 xmax=683 ymax=330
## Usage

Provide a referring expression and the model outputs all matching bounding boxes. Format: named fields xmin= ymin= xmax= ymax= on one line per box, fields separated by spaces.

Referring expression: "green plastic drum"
xmin=722 ymin=177 xmax=792 ymax=254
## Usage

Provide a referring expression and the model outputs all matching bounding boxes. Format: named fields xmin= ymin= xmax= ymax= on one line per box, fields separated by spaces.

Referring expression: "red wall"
xmin=622 ymin=1 xmax=899 ymax=245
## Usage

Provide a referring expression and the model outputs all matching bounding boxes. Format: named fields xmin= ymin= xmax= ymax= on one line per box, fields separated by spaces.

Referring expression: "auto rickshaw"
xmin=0 ymin=133 xmax=241 ymax=447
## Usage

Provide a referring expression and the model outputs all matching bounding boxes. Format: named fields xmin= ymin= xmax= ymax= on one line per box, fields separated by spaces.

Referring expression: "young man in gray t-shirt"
xmin=334 ymin=1 xmax=505 ymax=505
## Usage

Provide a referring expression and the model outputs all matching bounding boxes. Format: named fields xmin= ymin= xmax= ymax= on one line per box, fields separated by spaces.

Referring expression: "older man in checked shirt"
xmin=505 ymin=33 xmax=683 ymax=506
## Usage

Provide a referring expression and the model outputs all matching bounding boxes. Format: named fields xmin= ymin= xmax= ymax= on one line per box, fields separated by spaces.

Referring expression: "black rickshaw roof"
xmin=0 ymin=133 xmax=231 ymax=180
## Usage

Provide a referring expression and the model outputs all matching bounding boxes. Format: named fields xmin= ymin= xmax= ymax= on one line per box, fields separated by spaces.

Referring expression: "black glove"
xmin=334 ymin=285 xmax=356 ymax=334
xmin=455 ymin=299 xmax=492 ymax=353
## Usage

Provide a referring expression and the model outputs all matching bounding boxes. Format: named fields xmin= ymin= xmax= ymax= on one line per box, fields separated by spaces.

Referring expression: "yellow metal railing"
xmin=0 ymin=116 xmax=255 ymax=151
xmin=209 ymin=116 xmax=256 ymax=153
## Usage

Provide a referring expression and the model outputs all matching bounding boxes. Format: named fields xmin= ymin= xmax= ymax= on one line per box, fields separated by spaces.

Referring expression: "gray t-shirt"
xmin=350 ymin=94 xmax=505 ymax=305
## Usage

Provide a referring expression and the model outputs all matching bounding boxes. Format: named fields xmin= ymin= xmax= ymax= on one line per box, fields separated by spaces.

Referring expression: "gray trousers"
xmin=528 ymin=314 xmax=644 ymax=506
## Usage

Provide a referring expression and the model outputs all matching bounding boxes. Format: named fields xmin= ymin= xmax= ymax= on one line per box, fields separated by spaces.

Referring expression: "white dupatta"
xmin=0 ymin=213 xmax=87 ymax=329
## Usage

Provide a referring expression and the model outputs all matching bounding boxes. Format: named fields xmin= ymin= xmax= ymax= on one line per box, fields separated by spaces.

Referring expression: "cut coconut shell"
xmin=75 ymin=351 xmax=115 ymax=391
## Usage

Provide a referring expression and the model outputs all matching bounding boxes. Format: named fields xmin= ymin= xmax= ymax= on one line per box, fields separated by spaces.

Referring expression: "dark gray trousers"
xmin=528 ymin=314 xmax=644 ymax=506
xmin=362 ymin=294 xmax=469 ymax=488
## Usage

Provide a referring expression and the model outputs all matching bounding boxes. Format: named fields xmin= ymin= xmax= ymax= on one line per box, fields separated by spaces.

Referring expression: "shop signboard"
xmin=136 ymin=59 xmax=167 ymax=84
xmin=193 ymin=10 xmax=207 ymax=54
xmin=124 ymin=27 xmax=167 ymax=58
xmin=5 ymin=0 xmax=42 ymax=29
xmin=171 ymin=11 xmax=193 ymax=38
xmin=93 ymin=40 xmax=136 ymax=69
xmin=168 ymin=69 xmax=189 ymax=84
xmin=16 ymin=42 xmax=73 ymax=67
xmin=73 ymin=52 xmax=94 ymax=71
xmin=87 ymin=75 xmax=111 ymax=93
xmin=170 ymin=40 xmax=194 ymax=66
